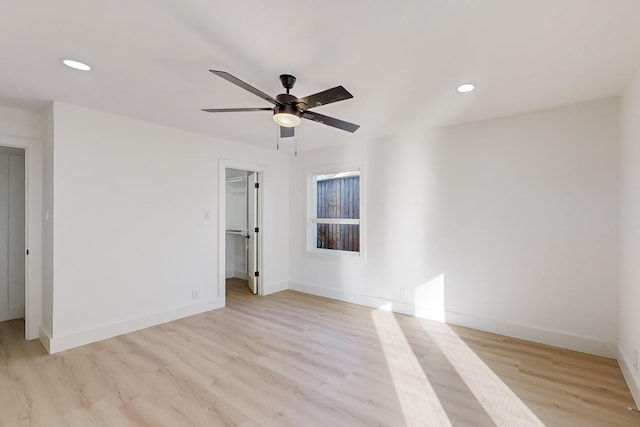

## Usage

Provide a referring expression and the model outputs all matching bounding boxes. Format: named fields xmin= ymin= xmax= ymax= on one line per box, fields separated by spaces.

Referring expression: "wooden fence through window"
xmin=316 ymin=176 xmax=360 ymax=251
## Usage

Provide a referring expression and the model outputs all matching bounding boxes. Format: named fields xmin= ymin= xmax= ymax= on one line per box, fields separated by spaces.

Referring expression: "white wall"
xmin=47 ymin=102 xmax=289 ymax=352
xmin=290 ymin=98 xmax=620 ymax=357
xmin=225 ymin=234 xmax=247 ymax=279
xmin=620 ymin=68 xmax=640 ymax=404
xmin=0 ymin=105 xmax=42 ymax=140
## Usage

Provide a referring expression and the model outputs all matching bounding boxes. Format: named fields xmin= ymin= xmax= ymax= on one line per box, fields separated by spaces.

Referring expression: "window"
xmin=308 ymin=169 xmax=361 ymax=254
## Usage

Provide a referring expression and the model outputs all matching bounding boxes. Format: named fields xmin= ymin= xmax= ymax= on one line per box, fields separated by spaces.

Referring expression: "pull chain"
xmin=274 ymin=125 xmax=298 ymax=155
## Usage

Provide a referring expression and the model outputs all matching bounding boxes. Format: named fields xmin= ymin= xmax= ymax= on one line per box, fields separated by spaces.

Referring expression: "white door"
xmin=246 ymin=172 xmax=259 ymax=294
xmin=0 ymin=150 xmax=25 ymax=322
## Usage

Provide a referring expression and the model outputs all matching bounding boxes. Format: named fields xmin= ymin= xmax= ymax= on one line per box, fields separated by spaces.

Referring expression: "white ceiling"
xmin=2 ymin=0 xmax=640 ymax=152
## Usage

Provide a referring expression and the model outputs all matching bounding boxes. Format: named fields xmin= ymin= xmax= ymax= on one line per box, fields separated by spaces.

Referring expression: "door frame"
xmin=218 ymin=158 xmax=264 ymax=303
xmin=246 ymin=171 xmax=259 ymax=295
xmin=0 ymin=134 xmax=42 ymax=340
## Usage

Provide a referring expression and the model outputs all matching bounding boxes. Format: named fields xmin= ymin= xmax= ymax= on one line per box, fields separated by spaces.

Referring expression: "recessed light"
xmin=457 ymin=83 xmax=475 ymax=93
xmin=62 ymin=59 xmax=91 ymax=71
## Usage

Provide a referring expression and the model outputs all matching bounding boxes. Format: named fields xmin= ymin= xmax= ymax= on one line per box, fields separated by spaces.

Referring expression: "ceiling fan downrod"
xmin=279 ymin=74 xmax=296 ymax=94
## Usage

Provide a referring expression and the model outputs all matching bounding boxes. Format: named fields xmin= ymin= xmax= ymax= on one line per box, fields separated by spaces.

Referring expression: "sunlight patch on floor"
xmin=372 ymin=308 xmax=452 ymax=427
xmin=422 ymin=321 xmax=545 ymax=426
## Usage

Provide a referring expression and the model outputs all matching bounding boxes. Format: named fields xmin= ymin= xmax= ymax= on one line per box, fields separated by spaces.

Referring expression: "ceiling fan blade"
xmin=201 ymin=107 xmax=272 ymax=113
xmin=209 ymin=70 xmax=280 ymax=105
xmin=297 ymin=86 xmax=353 ymax=109
xmin=280 ymin=126 xmax=295 ymax=138
xmin=302 ymin=111 xmax=360 ymax=133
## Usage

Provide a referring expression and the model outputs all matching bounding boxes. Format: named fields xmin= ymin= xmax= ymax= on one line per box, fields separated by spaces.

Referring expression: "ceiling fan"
xmin=202 ymin=70 xmax=359 ymax=138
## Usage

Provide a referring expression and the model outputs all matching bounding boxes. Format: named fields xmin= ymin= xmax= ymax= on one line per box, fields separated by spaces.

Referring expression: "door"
xmin=0 ymin=149 xmax=25 ymax=322
xmin=246 ymin=172 xmax=259 ymax=294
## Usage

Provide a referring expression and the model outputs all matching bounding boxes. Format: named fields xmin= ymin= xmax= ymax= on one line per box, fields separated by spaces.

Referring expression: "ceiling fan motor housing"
xmin=274 ymin=92 xmax=304 ymax=127
xmin=279 ymin=74 xmax=296 ymax=91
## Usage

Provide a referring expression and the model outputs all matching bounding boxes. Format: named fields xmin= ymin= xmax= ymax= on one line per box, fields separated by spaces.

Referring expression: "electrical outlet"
xmin=192 ymin=290 xmax=199 ymax=300
xmin=634 ymin=349 xmax=639 ymax=371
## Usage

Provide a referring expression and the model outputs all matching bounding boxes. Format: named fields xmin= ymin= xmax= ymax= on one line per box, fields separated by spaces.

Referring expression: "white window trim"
xmin=310 ymin=218 xmax=360 ymax=225
xmin=306 ymin=163 xmax=365 ymax=258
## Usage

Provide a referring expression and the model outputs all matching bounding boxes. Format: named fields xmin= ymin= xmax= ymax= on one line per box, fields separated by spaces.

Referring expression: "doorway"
xmin=0 ymin=134 xmax=41 ymax=341
xmin=0 ymin=147 xmax=25 ymax=323
xmin=219 ymin=159 xmax=263 ymax=303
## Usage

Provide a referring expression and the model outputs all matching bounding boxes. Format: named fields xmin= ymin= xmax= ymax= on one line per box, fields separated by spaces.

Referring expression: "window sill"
xmin=305 ymin=248 xmax=361 ymax=259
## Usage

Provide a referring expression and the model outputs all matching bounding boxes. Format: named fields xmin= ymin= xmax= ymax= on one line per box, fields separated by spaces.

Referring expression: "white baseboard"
xmin=289 ymin=281 xmax=616 ymax=358
xmin=47 ymin=298 xmax=223 ymax=354
xmin=39 ymin=325 xmax=51 ymax=353
xmin=290 ymin=281 xmax=397 ymax=309
xmin=262 ymin=281 xmax=289 ymax=296
xmin=226 ymin=271 xmax=249 ymax=280
xmin=0 ymin=306 xmax=25 ymax=322
xmin=446 ymin=311 xmax=617 ymax=359
xmin=289 ymin=282 xmax=443 ymax=319
xmin=618 ymin=346 xmax=640 ymax=408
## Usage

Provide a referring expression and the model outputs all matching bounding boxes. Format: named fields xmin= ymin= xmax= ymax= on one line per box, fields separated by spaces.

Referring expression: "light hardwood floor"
xmin=0 ymin=278 xmax=638 ymax=426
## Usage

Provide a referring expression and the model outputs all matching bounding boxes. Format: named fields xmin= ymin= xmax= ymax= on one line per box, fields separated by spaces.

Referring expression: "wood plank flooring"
xmin=0 ymin=278 xmax=638 ymax=426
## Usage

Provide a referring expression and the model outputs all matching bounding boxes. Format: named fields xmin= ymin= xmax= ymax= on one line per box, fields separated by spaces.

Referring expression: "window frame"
xmin=306 ymin=164 xmax=364 ymax=257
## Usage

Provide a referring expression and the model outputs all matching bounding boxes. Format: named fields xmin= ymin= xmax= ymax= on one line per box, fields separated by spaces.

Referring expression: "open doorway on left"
xmin=224 ymin=168 xmax=260 ymax=297
xmin=0 ymin=146 xmax=25 ymax=327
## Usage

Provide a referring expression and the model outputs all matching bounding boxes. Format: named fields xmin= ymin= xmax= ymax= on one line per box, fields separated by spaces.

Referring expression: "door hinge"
xmin=254 ymin=271 xmax=260 ymax=277
xmin=254 ymin=227 xmax=259 ymax=233
xmin=26 ymin=249 xmax=29 ymax=255
xmin=254 ymin=182 xmax=260 ymax=189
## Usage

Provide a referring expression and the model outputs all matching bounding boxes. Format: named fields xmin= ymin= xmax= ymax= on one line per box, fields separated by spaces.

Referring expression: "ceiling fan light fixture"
xmin=273 ymin=105 xmax=302 ymax=127
xmin=273 ymin=112 xmax=301 ymax=127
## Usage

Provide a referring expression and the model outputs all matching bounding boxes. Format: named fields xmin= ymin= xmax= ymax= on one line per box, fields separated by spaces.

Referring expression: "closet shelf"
xmin=225 ymin=229 xmax=246 ymax=236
